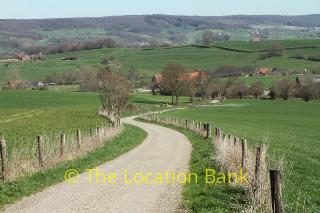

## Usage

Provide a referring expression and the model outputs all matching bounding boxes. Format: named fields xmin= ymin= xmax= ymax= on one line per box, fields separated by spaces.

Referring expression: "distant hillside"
xmin=0 ymin=14 xmax=320 ymax=57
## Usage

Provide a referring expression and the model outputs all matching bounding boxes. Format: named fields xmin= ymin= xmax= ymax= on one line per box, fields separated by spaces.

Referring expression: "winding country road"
xmin=4 ymin=116 xmax=192 ymax=213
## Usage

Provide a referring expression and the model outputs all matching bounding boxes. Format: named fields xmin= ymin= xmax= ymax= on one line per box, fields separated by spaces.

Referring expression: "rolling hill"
xmin=0 ymin=40 xmax=319 ymax=87
xmin=1 ymin=14 xmax=320 ymax=58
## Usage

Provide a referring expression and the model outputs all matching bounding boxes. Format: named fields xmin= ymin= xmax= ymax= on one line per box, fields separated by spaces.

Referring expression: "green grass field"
xmin=129 ymin=93 xmax=189 ymax=104
xmin=1 ymin=39 xmax=319 ymax=86
xmin=211 ymin=39 xmax=320 ymax=51
xmin=0 ymin=90 xmax=106 ymax=151
xmin=160 ymin=99 xmax=320 ymax=212
xmin=0 ymin=90 xmax=178 ymax=151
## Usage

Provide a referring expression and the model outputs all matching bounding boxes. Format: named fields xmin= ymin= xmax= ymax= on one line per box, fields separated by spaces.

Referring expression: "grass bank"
xmin=160 ymin=99 xmax=320 ymax=212
xmin=0 ymin=124 xmax=147 ymax=210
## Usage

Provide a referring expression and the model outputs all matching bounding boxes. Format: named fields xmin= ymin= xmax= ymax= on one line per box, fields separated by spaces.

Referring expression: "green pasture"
xmin=0 ymin=90 xmax=106 ymax=151
xmin=1 ymin=39 xmax=319 ymax=85
xmin=129 ymin=93 xmax=189 ymax=105
xmin=160 ymin=99 xmax=320 ymax=212
xmin=211 ymin=39 xmax=320 ymax=51
xmin=0 ymin=90 xmax=178 ymax=151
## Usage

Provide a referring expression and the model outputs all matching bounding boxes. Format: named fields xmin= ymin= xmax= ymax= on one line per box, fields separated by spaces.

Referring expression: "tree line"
xmin=19 ymin=38 xmax=117 ymax=55
xmin=155 ymin=63 xmax=320 ymax=104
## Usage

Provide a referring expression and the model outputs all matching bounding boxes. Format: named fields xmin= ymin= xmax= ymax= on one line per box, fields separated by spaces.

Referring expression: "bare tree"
xmin=98 ymin=68 xmax=130 ymax=125
xmin=199 ymin=76 xmax=214 ymax=101
xmin=160 ymin=63 xmax=186 ymax=105
xmin=79 ymin=67 xmax=99 ymax=92
xmin=184 ymin=78 xmax=198 ymax=103
xmin=297 ymin=77 xmax=319 ymax=101
xmin=202 ymin=31 xmax=214 ymax=46
xmin=250 ymin=81 xmax=265 ymax=98
xmin=210 ymin=78 xmax=227 ymax=102
xmin=270 ymin=81 xmax=279 ymax=100
xmin=227 ymin=79 xmax=248 ymax=99
xmin=127 ymin=67 xmax=139 ymax=91
xmin=278 ymin=78 xmax=294 ymax=100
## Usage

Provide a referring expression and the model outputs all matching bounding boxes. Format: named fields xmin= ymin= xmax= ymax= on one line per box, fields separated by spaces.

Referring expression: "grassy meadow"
xmin=160 ymin=99 xmax=320 ymax=212
xmin=211 ymin=39 xmax=320 ymax=51
xmin=0 ymin=90 xmax=177 ymax=151
xmin=0 ymin=90 xmax=106 ymax=151
xmin=1 ymin=39 xmax=319 ymax=86
xmin=130 ymin=93 xmax=189 ymax=105
xmin=0 ymin=38 xmax=319 ymax=211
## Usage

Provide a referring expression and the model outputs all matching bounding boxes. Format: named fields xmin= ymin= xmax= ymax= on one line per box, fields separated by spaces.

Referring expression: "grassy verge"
xmin=0 ymin=124 xmax=147 ymax=210
xmin=160 ymin=99 xmax=320 ymax=212
xmin=137 ymin=118 xmax=248 ymax=212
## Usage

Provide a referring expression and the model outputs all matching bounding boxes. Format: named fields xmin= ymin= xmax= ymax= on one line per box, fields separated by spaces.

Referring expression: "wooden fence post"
xmin=206 ymin=123 xmax=212 ymax=138
xmin=0 ymin=138 xmax=8 ymax=181
xmin=77 ymin=129 xmax=81 ymax=150
xmin=89 ymin=128 xmax=93 ymax=137
xmin=37 ymin=135 xmax=44 ymax=167
xmin=185 ymin=120 xmax=188 ymax=128
xmin=60 ymin=134 xmax=66 ymax=158
xmin=253 ymin=146 xmax=262 ymax=195
xmin=96 ymin=127 xmax=100 ymax=137
xmin=241 ymin=139 xmax=247 ymax=169
xmin=214 ymin=128 xmax=220 ymax=145
xmin=270 ymin=170 xmax=283 ymax=213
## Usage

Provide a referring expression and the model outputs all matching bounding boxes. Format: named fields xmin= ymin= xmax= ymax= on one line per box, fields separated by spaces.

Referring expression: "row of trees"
xmin=157 ymin=64 xmax=250 ymax=104
xmin=270 ymin=78 xmax=320 ymax=101
xmin=22 ymin=38 xmax=117 ymax=55
xmin=157 ymin=63 xmax=320 ymax=104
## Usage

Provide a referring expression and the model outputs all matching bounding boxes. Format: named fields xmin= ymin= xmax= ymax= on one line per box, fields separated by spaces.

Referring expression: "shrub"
xmin=270 ymin=82 xmax=279 ymax=100
xmin=227 ymin=79 xmax=248 ymax=99
xmin=250 ymin=81 xmax=265 ymax=99
xmin=297 ymin=78 xmax=320 ymax=102
xmin=278 ymin=79 xmax=295 ymax=100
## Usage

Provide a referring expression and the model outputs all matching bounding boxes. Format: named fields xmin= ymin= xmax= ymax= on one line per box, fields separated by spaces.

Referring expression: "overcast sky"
xmin=0 ymin=0 xmax=319 ymax=19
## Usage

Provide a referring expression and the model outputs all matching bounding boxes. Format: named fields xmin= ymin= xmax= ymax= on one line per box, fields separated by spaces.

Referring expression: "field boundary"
xmin=0 ymin=124 xmax=147 ymax=210
xmin=0 ymin=120 xmax=121 ymax=181
xmin=139 ymin=113 xmax=284 ymax=212
xmin=191 ymin=44 xmax=320 ymax=53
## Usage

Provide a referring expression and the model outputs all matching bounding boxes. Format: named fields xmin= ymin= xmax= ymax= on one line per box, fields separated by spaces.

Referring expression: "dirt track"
xmin=4 ymin=116 xmax=192 ymax=213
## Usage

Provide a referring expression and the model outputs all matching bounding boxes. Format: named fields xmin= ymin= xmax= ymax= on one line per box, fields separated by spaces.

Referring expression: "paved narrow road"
xmin=4 ymin=116 xmax=192 ymax=213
